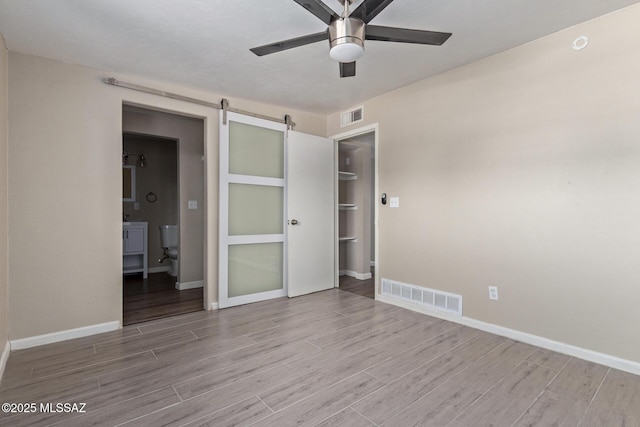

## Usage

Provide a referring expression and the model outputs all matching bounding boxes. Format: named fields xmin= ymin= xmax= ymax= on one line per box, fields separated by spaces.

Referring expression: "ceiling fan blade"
xmin=250 ymin=31 xmax=328 ymax=56
xmin=350 ymin=0 xmax=395 ymax=24
xmin=365 ymin=25 xmax=452 ymax=45
xmin=294 ymin=0 xmax=340 ymax=25
xmin=340 ymin=62 xmax=356 ymax=78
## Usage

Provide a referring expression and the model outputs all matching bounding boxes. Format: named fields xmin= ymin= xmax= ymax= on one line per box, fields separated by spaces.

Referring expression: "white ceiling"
xmin=0 ymin=0 xmax=638 ymax=114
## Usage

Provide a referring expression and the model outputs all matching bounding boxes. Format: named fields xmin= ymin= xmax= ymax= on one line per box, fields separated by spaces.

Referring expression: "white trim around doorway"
xmin=330 ymin=123 xmax=379 ymax=297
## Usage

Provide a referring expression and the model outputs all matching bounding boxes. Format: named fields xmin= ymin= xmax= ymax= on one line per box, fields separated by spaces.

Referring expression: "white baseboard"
xmin=210 ymin=302 xmax=219 ymax=310
xmin=148 ymin=266 xmax=171 ymax=274
xmin=176 ymin=280 xmax=204 ymax=291
xmin=339 ymin=270 xmax=372 ymax=280
xmin=9 ymin=321 xmax=120 ymax=350
xmin=376 ymin=294 xmax=640 ymax=377
xmin=0 ymin=340 xmax=10 ymax=383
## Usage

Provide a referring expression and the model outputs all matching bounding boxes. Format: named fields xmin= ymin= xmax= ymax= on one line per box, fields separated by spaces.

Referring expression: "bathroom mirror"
xmin=123 ymin=165 xmax=136 ymax=202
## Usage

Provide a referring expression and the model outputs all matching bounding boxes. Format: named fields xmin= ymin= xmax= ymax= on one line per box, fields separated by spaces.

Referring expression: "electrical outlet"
xmin=488 ymin=286 xmax=499 ymax=300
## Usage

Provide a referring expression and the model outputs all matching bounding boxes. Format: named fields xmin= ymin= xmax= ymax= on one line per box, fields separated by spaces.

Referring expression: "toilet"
xmin=159 ymin=225 xmax=179 ymax=277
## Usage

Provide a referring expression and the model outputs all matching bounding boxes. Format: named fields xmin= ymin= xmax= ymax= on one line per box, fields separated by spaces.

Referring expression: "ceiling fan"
xmin=250 ymin=0 xmax=452 ymax=78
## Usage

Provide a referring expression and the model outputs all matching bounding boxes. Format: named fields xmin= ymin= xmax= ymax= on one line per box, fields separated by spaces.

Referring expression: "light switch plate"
xmin=188 ymin=200 xmax=198 ymax=209
xmin=390 ymin=197 xmax=399 ymax=208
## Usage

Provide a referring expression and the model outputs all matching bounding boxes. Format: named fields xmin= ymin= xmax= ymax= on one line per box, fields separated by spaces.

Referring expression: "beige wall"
xmin=0 ymin=36 xmax=8 ymax=360
xmin=328 ymin=4 xmax=640 ymax=363
xmin=123 ymin=108 xmax=205 ymax=283
xmin=7 ymin=52 xmax=325 ymax=340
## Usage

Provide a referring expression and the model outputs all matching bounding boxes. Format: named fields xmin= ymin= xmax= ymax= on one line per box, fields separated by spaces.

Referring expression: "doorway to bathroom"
xmin=122 ymin=105 xmax=205 ymax=325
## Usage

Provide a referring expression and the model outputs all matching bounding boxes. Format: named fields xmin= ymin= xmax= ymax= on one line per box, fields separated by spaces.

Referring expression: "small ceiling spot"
xmin=572 ymin=35 xmax=590 ymax=50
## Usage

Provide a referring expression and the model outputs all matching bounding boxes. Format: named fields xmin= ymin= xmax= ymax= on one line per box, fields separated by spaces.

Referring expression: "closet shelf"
xmin=338 ymin=171 xmax=358 ymax=180
xmin=338 ymin=203 xmax=357 ymax=210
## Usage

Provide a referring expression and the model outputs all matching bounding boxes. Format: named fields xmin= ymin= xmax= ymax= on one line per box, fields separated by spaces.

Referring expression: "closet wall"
xmin=338 ymin=140 xmax=373 ymax=279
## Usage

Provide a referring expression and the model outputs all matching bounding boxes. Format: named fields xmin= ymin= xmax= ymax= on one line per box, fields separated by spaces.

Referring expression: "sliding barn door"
xmin=219 ymin=112 xmax=287 ymax=308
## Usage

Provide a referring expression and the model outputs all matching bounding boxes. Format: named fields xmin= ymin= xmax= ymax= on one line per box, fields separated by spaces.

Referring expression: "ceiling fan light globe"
xmin=329 ymin=41 xmax=364 ymax=62
xmin=329 ymin=17 xmax=365 ymax=62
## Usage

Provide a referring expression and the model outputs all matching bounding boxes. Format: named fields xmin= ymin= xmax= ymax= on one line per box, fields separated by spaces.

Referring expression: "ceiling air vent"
xmin=340 ymin=106 xmax=363 ymax=127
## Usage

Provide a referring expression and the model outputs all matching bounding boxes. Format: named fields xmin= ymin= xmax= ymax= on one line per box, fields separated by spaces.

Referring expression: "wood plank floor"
xmin=2 ymin=289 xmax=639 ymax=426
xmin=123 ymin=273 xmax=204 ymax=325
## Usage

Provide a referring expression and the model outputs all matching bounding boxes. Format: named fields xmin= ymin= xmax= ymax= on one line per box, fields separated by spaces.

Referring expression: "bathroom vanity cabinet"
xmin=123 ymin=222 xmax=148 ymax=278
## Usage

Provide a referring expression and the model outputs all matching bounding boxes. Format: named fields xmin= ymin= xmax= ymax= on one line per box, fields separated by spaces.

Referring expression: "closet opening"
xmin=336 ymin=130 xmax=376 ymax=299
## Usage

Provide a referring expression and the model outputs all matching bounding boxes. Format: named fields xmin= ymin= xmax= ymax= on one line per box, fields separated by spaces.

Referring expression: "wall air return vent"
xmin=381 ymin=278 xmax=463 ymax=316
xmin=340 ymin=106 xmax=364 ymax=127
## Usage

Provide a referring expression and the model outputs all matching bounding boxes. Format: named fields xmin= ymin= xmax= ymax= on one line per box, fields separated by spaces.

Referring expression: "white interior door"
xmin=287 ymin=131 xmax=335 ymax=297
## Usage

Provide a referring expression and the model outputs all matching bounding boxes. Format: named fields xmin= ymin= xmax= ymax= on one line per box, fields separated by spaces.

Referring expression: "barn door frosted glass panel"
xmin=228 ymin=183 xmax=283 ymax=236
xmin=229 ymin=121 xmax=284 ymax=178
xmin=228 ymin=243 xmax=283 ymax=298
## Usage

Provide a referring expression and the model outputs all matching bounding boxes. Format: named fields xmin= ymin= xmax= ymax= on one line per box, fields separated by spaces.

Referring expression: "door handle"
xmin=290 ymin=219 xmax=299 ymax=225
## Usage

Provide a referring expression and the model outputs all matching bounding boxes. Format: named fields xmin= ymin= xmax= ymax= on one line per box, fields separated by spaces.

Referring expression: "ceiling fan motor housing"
xmin=329 ymin=17 xmax=365 ymax=61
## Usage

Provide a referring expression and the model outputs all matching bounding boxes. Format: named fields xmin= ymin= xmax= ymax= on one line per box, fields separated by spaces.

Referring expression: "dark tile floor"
xmin=338 ymin=270 xmax=375 ymax=299
xmin=123 ymin=272 xmax=203 ymax=325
